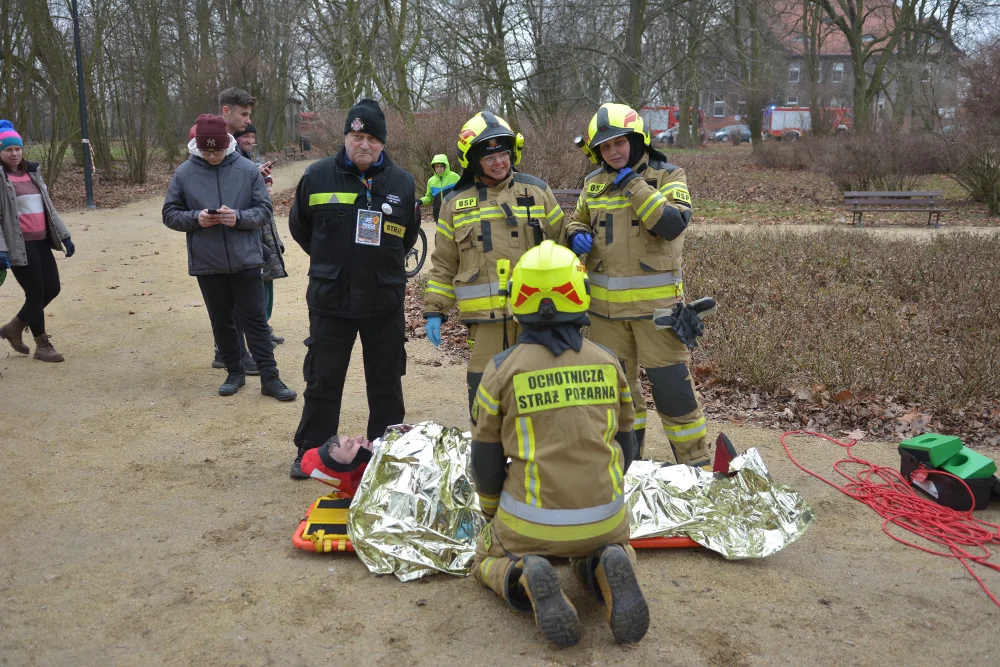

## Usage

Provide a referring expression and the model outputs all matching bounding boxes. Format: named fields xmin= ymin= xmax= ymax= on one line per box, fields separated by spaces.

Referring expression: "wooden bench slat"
xmin=845 ymin=199 xmax=942 ymax=206
xmin=847 ymin=207 xmax=951 ymax=213
xmin=843 ymin=191 xmax=943 ymax=197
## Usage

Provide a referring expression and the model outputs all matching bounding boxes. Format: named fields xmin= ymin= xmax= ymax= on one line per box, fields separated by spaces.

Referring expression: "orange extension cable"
xmin=780 ymin=429 xmax=1000 ymax=608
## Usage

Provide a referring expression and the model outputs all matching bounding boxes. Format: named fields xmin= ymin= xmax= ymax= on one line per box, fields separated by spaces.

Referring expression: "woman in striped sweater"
xmin=0 ymin=120 xmax=75 ymax=362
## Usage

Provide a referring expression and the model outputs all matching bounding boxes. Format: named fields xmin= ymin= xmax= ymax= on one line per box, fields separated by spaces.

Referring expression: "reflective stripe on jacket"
xmin=566 ymin=155 xmax=692 ymax=320
xmin=471 ymin=340 xmax=635 ymax=556
xmin=423 ymin=171 xmax=566 ymax=324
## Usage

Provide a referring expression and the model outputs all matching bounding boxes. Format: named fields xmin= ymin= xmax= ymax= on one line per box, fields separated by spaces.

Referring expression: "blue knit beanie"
xmin=0 ymin=120 xmax=23 ymax=150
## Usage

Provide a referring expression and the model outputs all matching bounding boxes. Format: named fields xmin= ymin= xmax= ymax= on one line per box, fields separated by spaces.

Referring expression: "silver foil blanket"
xmin=625 ymin=449 xmax=814 ymax=559
xmin=348 ymin=422 xmax=485 ymax=582
xmin=348 ymin=423 xmax=813 ymax=579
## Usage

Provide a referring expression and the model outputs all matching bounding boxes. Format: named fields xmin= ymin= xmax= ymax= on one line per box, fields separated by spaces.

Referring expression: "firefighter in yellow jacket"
xmin=423 ymin=112 xmax=566 ymax=416
xmin=470 ymin=240 xmax=648 ymax=647
xmin=566 ymin=103 xmax=710 ymax=466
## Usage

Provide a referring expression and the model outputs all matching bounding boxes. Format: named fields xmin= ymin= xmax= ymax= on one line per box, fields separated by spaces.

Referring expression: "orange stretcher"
xmin=292 ymin=493 xmax=354 ymax=553
xmin=292 ymin=492 xmax=700 ymax=553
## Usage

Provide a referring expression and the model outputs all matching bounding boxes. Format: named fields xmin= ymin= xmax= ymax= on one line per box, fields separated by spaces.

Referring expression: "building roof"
xmin=770 ymin=0 xmax=899 ymax=57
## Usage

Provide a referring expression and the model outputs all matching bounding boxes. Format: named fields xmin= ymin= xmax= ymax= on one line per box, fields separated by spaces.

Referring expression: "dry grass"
xmin=686 ymin=229 xmax=1000 ymax=410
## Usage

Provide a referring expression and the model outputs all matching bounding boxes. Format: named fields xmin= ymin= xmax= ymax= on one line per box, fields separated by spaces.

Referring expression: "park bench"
xmin=553 ymin=188 xmax=582 ymax=211
xmin=284 ymin=145 xmax=305 ymax=161
xmin=844 ymin=191 xmax=948 ymax=228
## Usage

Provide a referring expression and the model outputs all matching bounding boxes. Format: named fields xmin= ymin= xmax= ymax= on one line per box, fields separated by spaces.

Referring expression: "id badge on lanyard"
xmin=355 ymin=176 xmax=382 ymax=246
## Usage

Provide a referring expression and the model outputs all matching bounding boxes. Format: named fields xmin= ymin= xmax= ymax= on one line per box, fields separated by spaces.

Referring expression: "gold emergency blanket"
xmin=348 ymin=422 xmax=485 ymax=582
xmin=626 ymin=449 xmax=814 ymax=558
xmin=348 ymin=423 xmax=812 ymax=580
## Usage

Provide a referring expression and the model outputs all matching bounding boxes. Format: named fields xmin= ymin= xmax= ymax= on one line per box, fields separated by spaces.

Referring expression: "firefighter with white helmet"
xmin=567 ymin=102 xmax=711 ymax=466
xmin=423 ymin=111 xmax=567 ymax=417
xmin=470 ymin=239 xmax=647 ymax=647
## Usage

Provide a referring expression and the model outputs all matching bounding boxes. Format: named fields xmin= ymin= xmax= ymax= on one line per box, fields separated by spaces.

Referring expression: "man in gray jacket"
xmin=162 ymin=114 xmax=296 ymax=401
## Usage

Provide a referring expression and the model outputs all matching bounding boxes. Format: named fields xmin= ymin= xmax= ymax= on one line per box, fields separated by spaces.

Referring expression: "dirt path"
xmin=2 ymin=167 xmax=998 ymax=666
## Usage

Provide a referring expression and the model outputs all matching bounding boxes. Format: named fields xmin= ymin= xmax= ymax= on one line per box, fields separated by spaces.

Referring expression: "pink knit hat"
xmin=0 ymin=120 xmax=22 ymax=150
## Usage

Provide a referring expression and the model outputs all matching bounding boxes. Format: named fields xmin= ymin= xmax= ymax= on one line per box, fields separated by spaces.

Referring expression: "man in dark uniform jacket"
xmin=287 ymin=99 xmax=420 ymax=478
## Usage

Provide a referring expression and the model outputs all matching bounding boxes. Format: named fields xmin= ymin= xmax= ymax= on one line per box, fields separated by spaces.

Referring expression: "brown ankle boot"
xmin=33 ymin=334 xmax=65 ymax=362
xmin=0 ymin=317 xmax=30 ymax=354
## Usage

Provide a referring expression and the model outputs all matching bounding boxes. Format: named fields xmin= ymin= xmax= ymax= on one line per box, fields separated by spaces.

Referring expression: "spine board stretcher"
xmin=292 ymin=433 xmax=742 ymax=553
xmin=292 ymin=493 xmax=699 ymax=553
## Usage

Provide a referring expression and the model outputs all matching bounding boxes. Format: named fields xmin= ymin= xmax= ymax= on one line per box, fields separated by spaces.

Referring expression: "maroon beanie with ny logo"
xmin=194 ymin=114 xmax=230 ymax=151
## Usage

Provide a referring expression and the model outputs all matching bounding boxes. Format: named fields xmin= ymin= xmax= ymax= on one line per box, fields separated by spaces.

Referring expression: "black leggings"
xmin=10 ymin=240 xmax=61 ymax=337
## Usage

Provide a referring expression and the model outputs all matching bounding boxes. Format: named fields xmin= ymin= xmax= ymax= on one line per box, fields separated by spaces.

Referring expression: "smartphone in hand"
xmin=206 ymin=209 xmax=219 ymax=215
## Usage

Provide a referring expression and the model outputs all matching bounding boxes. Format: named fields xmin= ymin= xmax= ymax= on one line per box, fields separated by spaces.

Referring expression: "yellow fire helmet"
xmin=511 ymin=240 xmax=591 ymax=324
xmin=577 ymin=103 xmax=650 ymax=163
xmin=456 ymin=111 xmax=525 ymax=168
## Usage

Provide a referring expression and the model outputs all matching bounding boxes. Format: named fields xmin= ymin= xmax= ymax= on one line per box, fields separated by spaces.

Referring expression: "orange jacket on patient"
xmin=300 ymin=435 xmax=373 ymax=496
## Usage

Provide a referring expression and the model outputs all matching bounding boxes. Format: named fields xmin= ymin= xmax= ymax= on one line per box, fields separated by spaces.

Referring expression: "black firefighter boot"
xmin=572 ymin=545 xmax=649 ymax=644
xmin=510 ymin=556 xmax=582 ymax=648
xmin=219 ymin=370 xmax=246 ymax=396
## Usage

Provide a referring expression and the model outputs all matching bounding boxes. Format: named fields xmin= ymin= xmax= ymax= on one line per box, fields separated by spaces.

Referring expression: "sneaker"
xmin=290 ymin=446 xmax=310 ymax=479
xmin=261 ymin=376 xmax=296 ymax=401
xmin=594 ymin=545 xmax=649 ymax=644
xmin=219 ymin=371 xmax=246 ymax=396
xmin=242 ymin=350 xmax=259 ymax=376
xmin=519 ymin=556 xmax=582 ymax=648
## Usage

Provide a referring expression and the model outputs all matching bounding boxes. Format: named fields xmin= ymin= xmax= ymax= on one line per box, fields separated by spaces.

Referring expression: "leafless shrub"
xmin=685 ymin=229 xmax=1000 ymax=409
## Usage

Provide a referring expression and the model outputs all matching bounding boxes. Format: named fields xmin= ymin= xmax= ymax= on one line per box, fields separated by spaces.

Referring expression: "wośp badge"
xmin=355 ymin=209 xmax=382 ymax=246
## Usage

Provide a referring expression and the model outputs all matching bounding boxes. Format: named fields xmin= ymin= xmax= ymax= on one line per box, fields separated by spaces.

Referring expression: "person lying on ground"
xmin=299 ymin=433 xmax=373 ymax=496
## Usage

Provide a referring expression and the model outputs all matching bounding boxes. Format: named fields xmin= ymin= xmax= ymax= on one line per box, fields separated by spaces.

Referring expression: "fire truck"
xmin=761 ymin=106 xmax=852 ymax=140
xmin=640 ymin=106 xmax=707 ymax=137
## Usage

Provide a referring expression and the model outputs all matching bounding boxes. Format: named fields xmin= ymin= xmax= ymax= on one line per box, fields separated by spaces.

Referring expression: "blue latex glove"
xmin=425 ymin=315 xmax=442 ymax=347
xmin=571 ymin=233 xmax=593 ymax=255
xmin=0 ymin=250 xmax=9 ymax=269
xmin=63 ymin=237 xmax=76 ymax=258
xmin=613 ymin=167 xmax=633 ymax=184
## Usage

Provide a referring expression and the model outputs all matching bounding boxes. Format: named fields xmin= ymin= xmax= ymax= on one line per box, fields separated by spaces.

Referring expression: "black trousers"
xmin=197 ymin=268 xmax=277 ymax=379
xmin=294 ymin=310 xmax=406 ymax=448
xmin=10 ymin=240 xmax=60 ymax=336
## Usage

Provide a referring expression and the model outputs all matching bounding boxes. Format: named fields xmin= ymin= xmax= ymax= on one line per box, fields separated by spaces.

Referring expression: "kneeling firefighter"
xmin=469 ymin=240 xmax=648 ymax=647
xmin=423 ymin=112 xmax=567 ymax=418
xmin=567 ymin=103 xmax=710 ymax=466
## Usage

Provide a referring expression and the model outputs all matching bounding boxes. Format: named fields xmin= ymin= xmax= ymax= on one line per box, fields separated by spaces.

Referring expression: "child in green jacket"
xmin=420 ymin=154 xmax=459 ymax=220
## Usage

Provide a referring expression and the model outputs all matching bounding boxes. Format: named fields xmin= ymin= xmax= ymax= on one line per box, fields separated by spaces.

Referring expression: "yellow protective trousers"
xmin=587 ymin=317 xmax=710 ymax=465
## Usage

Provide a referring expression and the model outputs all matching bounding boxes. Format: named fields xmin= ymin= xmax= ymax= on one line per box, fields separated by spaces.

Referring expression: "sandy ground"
xmin=2 ymin=160 xmax=998 ymax=666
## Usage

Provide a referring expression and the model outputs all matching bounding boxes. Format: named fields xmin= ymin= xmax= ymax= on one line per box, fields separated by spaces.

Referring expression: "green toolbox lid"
xmin=899 ymin=433 xmax=963 ymax=467
xmin=940 ymin=446 xmax=998 ymax=480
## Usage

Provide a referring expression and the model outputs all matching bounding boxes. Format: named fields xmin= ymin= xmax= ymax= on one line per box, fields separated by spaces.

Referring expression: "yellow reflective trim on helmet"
xmin=495 ymin=506 xmax=626 ymax=541
xmin=512 ymin=364 xmax=618 ymax=415
xmin=516 ymin=417 xmax=541 ymax=508
xmin=590 ymin=282 xmax=683 ymax=303
xmin=308 ymin=192 xmax=358 ymax=206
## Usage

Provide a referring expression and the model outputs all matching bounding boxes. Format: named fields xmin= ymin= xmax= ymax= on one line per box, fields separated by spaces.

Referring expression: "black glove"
xmin=653 ymin=297 xmax=717 ymax=348
xmin=63 ymin=237 xmax=76 ymax=258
